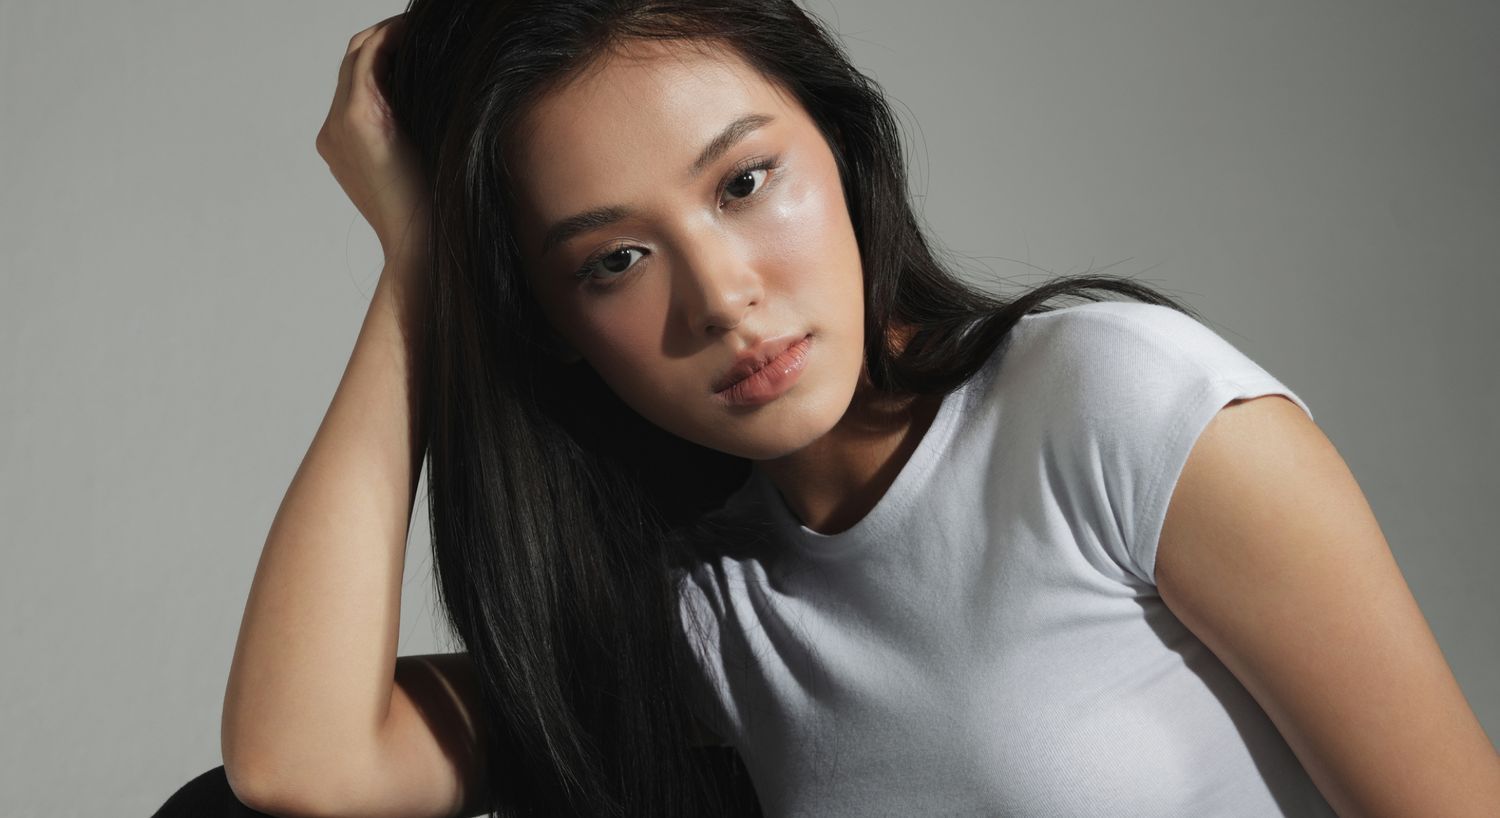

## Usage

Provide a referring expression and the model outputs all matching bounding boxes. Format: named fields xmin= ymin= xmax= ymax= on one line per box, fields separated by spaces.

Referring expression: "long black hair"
xmin=383 ymin=1 xmax=1200 ymax=814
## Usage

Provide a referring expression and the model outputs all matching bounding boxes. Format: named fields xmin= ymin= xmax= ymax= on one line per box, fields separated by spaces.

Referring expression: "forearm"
xmin=221 ymin=262 xmax=429 ymax=801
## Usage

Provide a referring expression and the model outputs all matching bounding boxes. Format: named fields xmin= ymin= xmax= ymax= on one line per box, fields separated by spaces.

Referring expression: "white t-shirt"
xmin=674 ymin=300 xmax=1336 ymax=816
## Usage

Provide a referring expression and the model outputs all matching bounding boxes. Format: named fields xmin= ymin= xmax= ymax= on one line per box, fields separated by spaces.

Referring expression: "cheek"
xmin=568 ymin=299 xmax=684 ymax=419
xmin=759 ymin=167 xmax=863 ymax=309
xmin=765 ymin=170 xmax=839 ymax=258
xmin=577 ymin=312 xmax=659 ymax=381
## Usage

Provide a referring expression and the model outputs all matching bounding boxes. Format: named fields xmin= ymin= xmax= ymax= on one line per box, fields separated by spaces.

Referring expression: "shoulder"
xmin=1000 ymin=300 xmax=1310 ymax=420
xmin=995 ymin=300 xmax=1315 ymax=584
xmin=1009 ymin=300 xmax=1253 ymax=382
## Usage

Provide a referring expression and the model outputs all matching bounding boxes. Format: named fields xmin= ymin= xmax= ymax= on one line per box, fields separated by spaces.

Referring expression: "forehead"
xmin=506 ymin=39 xmax=802 ymax=229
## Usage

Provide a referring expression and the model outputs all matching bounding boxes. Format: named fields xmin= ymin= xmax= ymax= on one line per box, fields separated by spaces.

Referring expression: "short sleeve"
xmin=1033 ymin=302 xmax=1314 ymax=586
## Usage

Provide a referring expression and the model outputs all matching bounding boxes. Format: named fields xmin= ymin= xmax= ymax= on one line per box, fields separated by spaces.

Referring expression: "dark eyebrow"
xmin=539 ymin=112 xmax=776 ymax=257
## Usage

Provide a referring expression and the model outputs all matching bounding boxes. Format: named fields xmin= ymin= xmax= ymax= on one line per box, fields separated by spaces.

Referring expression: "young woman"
xmin=161 ymin=1 xmax=1499 ymax=817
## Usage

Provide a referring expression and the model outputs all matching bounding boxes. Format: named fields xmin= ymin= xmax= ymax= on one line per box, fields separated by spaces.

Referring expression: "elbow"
xmin=221 ymin=735 xmax=325 ymax=818
xmin=220 ymin=705 xmax=312 ymax=815
xmin=220 ymin=758 xmax=343 ymax=818
xmin=221 ymin=713 xmax=281 ymax=814
xmin=221 ymin=737 xmax=374 ymax=818
xmin=219 ymin=756 xmax=293 ymax=817
xmin=220 ymin=699 xmax=378 ymax=817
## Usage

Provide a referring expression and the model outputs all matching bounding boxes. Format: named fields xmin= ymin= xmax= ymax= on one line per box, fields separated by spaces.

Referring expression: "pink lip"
xmin=712 ymin=332 xmax=808 ymax=392
xmin=713 ymin=333 xmax=813 ymax=407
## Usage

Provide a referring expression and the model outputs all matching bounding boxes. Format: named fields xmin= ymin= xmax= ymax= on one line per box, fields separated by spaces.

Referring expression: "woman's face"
xmin=507 ymin=38 xmax=866 ymax=460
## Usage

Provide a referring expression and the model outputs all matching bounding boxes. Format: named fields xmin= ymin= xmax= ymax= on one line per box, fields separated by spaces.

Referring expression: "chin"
xmin=719 ymin=376 xmax=856 ymax=460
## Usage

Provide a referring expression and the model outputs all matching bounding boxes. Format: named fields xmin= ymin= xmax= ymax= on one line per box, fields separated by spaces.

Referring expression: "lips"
xmin=712 ymin=332 xmax=811 ymax=393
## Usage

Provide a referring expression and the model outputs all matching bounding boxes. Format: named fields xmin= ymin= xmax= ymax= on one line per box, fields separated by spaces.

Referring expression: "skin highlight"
xmin=507 ymin=38 xmax=941 ymax=534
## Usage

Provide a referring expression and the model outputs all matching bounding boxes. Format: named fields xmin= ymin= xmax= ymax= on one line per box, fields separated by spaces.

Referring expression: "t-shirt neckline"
xmin=747 ymin=373 xmax=980 ymax=559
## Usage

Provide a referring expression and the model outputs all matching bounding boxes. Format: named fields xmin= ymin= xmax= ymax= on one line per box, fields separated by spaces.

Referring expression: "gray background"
xmin=1 ymin=1 xmax=1495 ymax=814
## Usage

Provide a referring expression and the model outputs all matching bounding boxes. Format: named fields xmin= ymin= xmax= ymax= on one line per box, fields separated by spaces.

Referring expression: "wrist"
xmin=378 ymin=209 xmax=431 ymax=269
xmin=381 ymin=250 xmax=426 ymax=279
xmin=377 ymin=256 xmax=428 ymax=319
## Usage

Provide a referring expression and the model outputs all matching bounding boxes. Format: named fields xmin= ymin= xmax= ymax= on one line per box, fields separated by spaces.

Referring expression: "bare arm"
xmin=1156 ymin=395 xmax=1500 ymax=816
xmin=215 ymin=15 xmax=506 ymax=817
xmin=220 ymin=263 xmax=451 ymax=814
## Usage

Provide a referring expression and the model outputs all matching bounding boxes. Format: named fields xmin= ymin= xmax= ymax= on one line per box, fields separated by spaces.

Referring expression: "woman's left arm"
xmin=1155 ymin=394 xmax=1500 ymax=818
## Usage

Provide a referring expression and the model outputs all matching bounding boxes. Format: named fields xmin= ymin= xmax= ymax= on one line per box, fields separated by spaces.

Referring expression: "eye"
xmin=573 ymin=244 xmax=644 ymax=283
xmin=572 ymin=154 xmax=782 ymax=289
xmin=720 ymin=155 xmax=779 ymax=207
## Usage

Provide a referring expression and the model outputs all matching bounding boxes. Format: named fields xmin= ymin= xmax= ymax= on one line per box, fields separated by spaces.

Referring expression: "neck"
xmin=755 ymin=328 xmax=944 ymax=535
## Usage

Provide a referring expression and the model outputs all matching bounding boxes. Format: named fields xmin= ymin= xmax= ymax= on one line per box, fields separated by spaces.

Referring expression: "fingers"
xmin=350 ymin=31 xmax=388 ymax=114
xmin=336 ymin=18 xmax=383 ymax=103
xmin=347 ymin=13 xmax=403 ymax=55
xmin=330 ymin=15 xmax=407 ymax=129
xmin=349 ymin=17 xmax=407 ymax=116
xmin=367 ymin=15 xmax=408 ymax=68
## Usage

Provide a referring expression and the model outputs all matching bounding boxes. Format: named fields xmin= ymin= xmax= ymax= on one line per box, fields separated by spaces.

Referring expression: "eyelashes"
xmin=572 ymin=154 xmax=783 ymax=286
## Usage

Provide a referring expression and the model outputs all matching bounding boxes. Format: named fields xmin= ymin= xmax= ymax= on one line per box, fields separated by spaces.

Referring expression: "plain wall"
xmin=1 ymin=1 xmax=1494 ymax=814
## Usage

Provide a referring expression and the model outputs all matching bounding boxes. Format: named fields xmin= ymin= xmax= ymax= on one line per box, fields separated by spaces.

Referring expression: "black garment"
xmin=151 ymin=766 xmax=275 ymax=817
xmin=151 ymin=748 xmax=761 ymax=817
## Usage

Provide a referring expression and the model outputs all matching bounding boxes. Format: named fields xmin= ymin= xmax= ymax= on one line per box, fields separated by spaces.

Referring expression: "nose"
xmin=673 ymin=227 xmax=764 ymax=335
